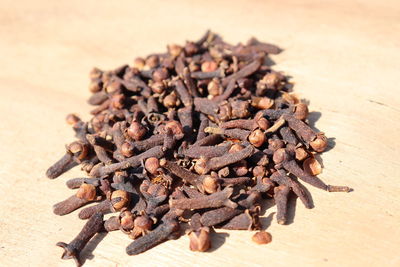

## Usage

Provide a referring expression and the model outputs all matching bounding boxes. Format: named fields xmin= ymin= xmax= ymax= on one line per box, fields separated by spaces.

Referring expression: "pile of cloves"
xmin=47 ymin=31 xmax=350 ymax=266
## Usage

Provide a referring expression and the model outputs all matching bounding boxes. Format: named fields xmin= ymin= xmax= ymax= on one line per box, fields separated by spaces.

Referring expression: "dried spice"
xmin=252 ymin=231 xmax=272 ymax=244
xmin=47 ymin=31 xmax=350 ymax=265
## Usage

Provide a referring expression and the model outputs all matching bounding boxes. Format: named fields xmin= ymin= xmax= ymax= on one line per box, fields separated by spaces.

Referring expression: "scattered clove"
xmin=188 ymin=227 xmax=211 ymax=252
xmin=252 ymin=231 xmax=272 ymax=244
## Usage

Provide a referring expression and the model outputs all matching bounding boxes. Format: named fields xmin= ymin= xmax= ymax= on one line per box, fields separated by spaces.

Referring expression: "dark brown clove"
xmin=219 ymin=209 xmax=260 ymax=230
xmin=78 ymin=199 xmax=112 ymax=220
xmin=222 ymin=56 xmax=262 ymax=87
xmin=273 ymin=148 xmax=350 ymax=192
xmin=89 ymin=145 xmax=165 ymax=177
xmin=194 ymin=97 xmax=219 ymax=120
xmin=192 ymin=134 xmax=223 ymax=147
xmin=219 ymin=112 xmax=269 ymax=131
xmin=66 ymin=178 xmax=101 ymax=189
xmin=200 ymin=207 xmax=241 ymax=227
xmin=191 ymin=68 xmax=225 ymax=80
xmin=177 ymin=106 xmax=193 ymax=139
xmin=174 ymin=79 xmax=193 ymax=107
xmin=140 ymin=180 xmax=168 ymax=213
xmin=252 ymin=177 xmax=275 ymax=193
xmin=78 ymin=190 xmax=129 ymax=219
xmin=126 ymin=219 xmax=179 ymax=255
xmin=220 ymin=176 xmax=251 ymax=186
xmin=271 ymin=169 xmax=312 ymax=209
xmin=169 ymin=186 xmax=237 ymax=210
xmin=56 ymin=213 xmax=104 ymax=267
xmin=282 ymin=114 xmax=328 ymax=152
xmin=279 ymin=126 xmax=298 ymax=145
xmin=212 ymin=79 xmax=237 ymax=103
xmin=46 ymin=152 xmax=75 ymax=179
xmin=53 ymin=195 xmax=92 ymax=216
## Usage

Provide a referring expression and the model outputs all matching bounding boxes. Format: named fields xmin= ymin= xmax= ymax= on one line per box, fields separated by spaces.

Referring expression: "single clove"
xmin=56 ymin=213 xmax=104 ymax=266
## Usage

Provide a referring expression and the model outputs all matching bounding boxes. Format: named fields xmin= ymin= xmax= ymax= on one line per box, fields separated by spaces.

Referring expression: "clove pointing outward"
xmin=56 ymin=213 xmax=104 ymax=267
xmin=53 ymin=183 xmax=100 ymax=216
xmin=273 ymin=148 xmax=350 ymax=192
xmin=270 ymin=169 xmax=312 ymax=209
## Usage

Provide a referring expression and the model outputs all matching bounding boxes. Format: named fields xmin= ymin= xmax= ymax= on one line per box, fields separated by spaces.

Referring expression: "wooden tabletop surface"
xmin=1 ymin=0 xmax=399 ymax=266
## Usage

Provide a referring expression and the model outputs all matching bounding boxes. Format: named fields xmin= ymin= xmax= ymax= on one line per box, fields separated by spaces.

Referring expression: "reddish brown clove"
xmin=188 ymin=227 xmax=211 ymax=252
xmin=127 ymin=121 xmax=147 ymax=141
xmin=46 ymin=152 xmax=74 ymax=179
xmin=144 ymin=157 xmax=160 ymax=175
xmin=303 ymin=157 xmax=322 ymax=176
xmin=126 ymin=219 xmax=179 ymax=255
xmin=129 ymin=212 xmax=154 ymax=239
xmin=182 ymin=142 xmax=231 ymax=159
xmin=169 ymin=186 xmax=237 ymax=210
xmin=252 ymin=231 xmax=272 ymax=244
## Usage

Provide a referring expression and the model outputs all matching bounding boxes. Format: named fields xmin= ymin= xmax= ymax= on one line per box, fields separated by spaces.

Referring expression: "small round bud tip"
xmin=252 ymin=231 xmax=272 ymax=244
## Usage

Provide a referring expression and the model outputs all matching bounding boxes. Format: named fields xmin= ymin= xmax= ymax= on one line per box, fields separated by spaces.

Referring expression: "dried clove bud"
xmin=144 ymin=157 xmax=160 ymax=175
xmin=127 ymin=121 xmax=147 ymax=141
xmin=76 ymin=183 xmax=97 ymax=201
xmin=303 ymin=157 xmax=322 ymax=175
xmin=252 ymin=231 xmax=272 ymax=244
xmin=56 ymin=213 xmax=104 ymax=266
xmin=126 ymin=219 xmax=179 ymax=255
xmin=129 ymin=213 xmax=154 ymax=239
xmin=188 ymin=227 xmax=211 ymax=252
xmin=111 ymin=190 xmax=130 ymax=211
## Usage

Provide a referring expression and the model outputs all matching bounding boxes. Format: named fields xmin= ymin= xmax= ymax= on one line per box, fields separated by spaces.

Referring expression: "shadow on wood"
xmin=208 ymin=229 xmax=229 ymax=252
xmin=80 ymin=231 xmax=108 ymax=265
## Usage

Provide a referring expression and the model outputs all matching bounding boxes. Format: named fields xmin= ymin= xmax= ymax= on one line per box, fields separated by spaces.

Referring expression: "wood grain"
xmin=0 ymin=0 xmax=399 ymax=266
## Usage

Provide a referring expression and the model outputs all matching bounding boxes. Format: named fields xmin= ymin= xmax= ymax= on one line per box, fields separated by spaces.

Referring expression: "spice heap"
xmin=47 ymin=31 xmax=350 ymax=266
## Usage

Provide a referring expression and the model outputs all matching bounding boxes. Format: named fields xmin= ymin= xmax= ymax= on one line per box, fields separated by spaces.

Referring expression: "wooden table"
xmin=1 ymin=0 xmax=399 ymax=266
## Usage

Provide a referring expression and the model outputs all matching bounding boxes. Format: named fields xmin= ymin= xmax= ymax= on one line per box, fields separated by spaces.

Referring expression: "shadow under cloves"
xmin=307 ymin=111 xmax=322 ymax=132
xmin=260 ymin=212 xmax=275 ymax=230
xmin=208 ymin=229 xmax=229 ymax=252
xmin=79 ymin=231 xmax=108 ymax=265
